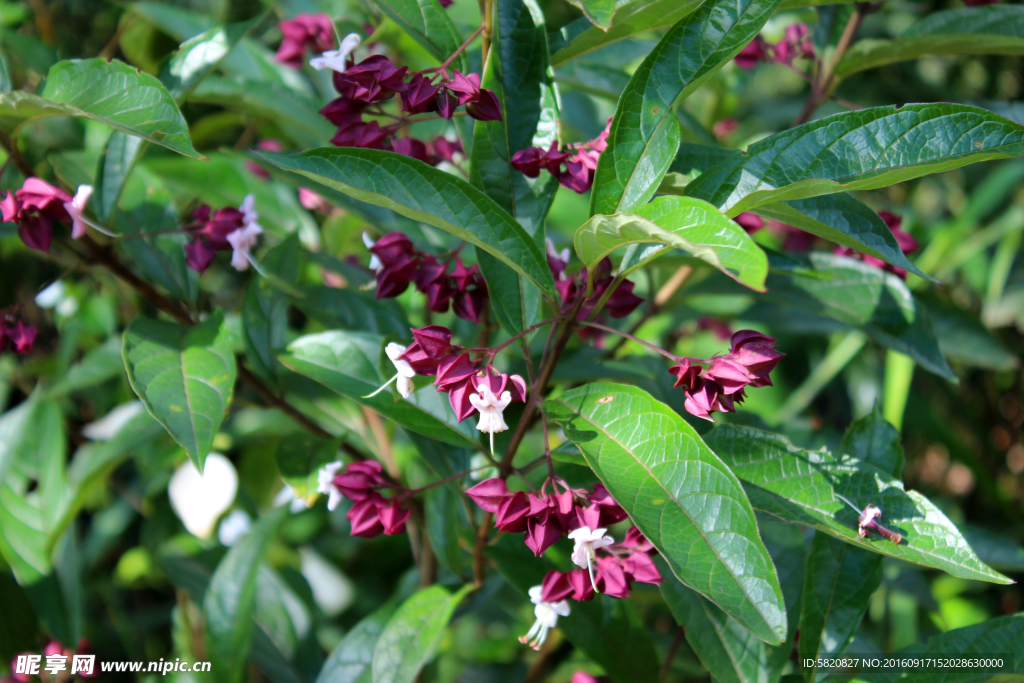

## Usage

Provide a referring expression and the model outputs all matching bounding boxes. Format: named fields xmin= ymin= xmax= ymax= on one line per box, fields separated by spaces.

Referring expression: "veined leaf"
xmin=0 ymin=58 xmax=200 ymax=158
xmin=204 ymin=508 xmax=287 ymax=683
xmin=823 ymin=614 xmax=1024 ymax=683
xmin=368 ymin=0 xmax=467 ymax=72
xmin=279 ymin=331 xmax=479 ymax=449
xmin=574 ymin=196 xmax=768 ymax=291
xmin=565 ymin=0 xmax=616 ymax=30
xmin=295 ymin=286 xmax=410 ymax=337
xmin=840 ymin=405 xmax=904 ymax=478
xmin=703 ymin=425 xmax=1011 ymax=584
xmin=371 ymin=584 xmax=473 ymax=683
xmin=543 ymin=383 xmax=788 ymax=645
xmin=750 ymin=195 xmax=928 ymax=279
xmin=316 ymin=603 xmax=397 ymax=683
xmin=549 ymin=0 xmax=703 ymax=66
xmin=95 ymin=132 xmax=144 ymax=224
xmin=487 ymin=534 xmax=661 ymax=683
xmin=835 ymin=6 xmax=1024 ymax=80
xmin=684 ymin=104 xmax=1024 ymax=215
xmin=259 ymin=148 xmax=556 ymax=296
xmin=122 ymin=310 xmax=237 ymax=472
xmin=590 ymin=0 xmax=782 ymax=216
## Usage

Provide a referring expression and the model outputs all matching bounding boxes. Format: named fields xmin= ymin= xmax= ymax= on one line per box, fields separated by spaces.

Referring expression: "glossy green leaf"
xmin=45 ymin=338 xmax=124 ymax=398
xmin=368 ymin=0 xmax=466 ymax=71
xmin=543 ymin=382 xmax=788 ymax=645
xmin=575 ymin=196 xmax=768 ymax=291
xmin=750 ymin=195 xmax=928 ymax=279
xmin=204 ymin=508 xmax=287 ymax=683
xmin=835 ymin=6 xmax=1024 ymax=80
xmin=0 ymin=398 xmax=40 ymax=484
xmin=122 ymin=310 xmax=237 ymax=472
xmin=487 ymin=534 xmax=661 ymax=683
xmin=94 ymin=132 xmax=144 ymax=224
xmin=371 ymin=583 xmax=473 ymax=683
xmin=840 ymin=405 xmax=904 ymax=478
xmin=279 ymin=331 xmax=478 ymax=448
xmin=660 ymin=558 xmax=777 ymax=683
xmin=259 ymin=148 xmax=556 ymax=296
xmin=752 ymin=252 xmax=955 ymax=380
xmin=295 ymin=286 xmax=410 ymax=337
xmin=799 ymin=534 xmax=883 ymax=679
xmin=823 ymin=614 xmax=1024 ymax=683
xmin=424 ymin=484 xmax=468 ymax=576
xmin=114 ymin=200 xmax=198 ymax=304
xmin=0 ymin=479 xmax=51 ymax=583
xmin=685 ymin=104 xmax=1024 ymax=216
xmin=275 ymin=433 xmax=342 ymax=501
xmin=242 ymin=281 xmax=288 ymax=383
xmin=162 ymin=16 xmax=263 ymax=99
xmin=316 ymin=603 xmax=397 ymax=683
xmin=590 ymin=0 xmax=782 ymax=216
xmin=566 ymin=0 xmax=615 ymax=30
xmin=0 ymin=58 xmax=201 ymax=158
xmin=549 ymin=0 xmax=703 ymax=66
xmin=923 ymin=294 xmax=1020 ymax=371
xmin=703 ymin=425 xmax=1011 ymax=584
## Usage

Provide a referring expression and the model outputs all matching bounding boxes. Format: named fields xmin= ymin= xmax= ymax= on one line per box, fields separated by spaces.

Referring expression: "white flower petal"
xmin=168 ymin=454 xmax=238 ymax=539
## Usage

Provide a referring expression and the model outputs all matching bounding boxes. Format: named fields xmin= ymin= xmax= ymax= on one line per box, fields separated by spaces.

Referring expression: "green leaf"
xmin=242 ymin=280 xmax=288 ymax=383
xmin=684 ymin=104 xmax=1024 ymax=216
xmin=565 ymin=0 xmax=616 ymax=30
xmin=0 ymin=480 xmax=51 ymax=583
xmin=752 ymin=252 xmax=955 ymax=380
xmin=368 ymin=0 xmax=467 ymax=72
xmin=161 ymin=15 xmax=263 ymax=100
xmin=122 ymin=310 xmax=237 ymax=472
xmin=840 ymin=405 xmax=904 ymax=478
xmin=590 ymin=0 xmax=782 ymax=216
xmin=543 ymin=382 xmax=788 ymax=645
xmin=660 ymin=559 xmax=777 ymax=683
xmin=823 ymin=614 xmax=1024 ymax=683
xmin=279 ymin=331 xmax=479 ymax=449
xmin=295 ymin=286 xmax=410 ymax=337
xmin=703 ymin=425 xmax=1011 ymax=584
xmin=371 ymin=584 xmax=473 ymax=683
xmin=204 ymin=508 xmax=287 ymax=683
xmin=274 ymin=433 xmax=342 ymax=501
xmin=0 ymin=58 xmax=201 ymax=158
xmin=749 ymin=195 xmax=928 ymax=280
xmin=424 ymin=484 xmax=468 ymax=576
xmin=114 ymin=200 xmax=199 ymax=304
xmin=258 ymin=148 xmax=556 ymax=297
xmin=549 ymin=0 xmax=703 ymax=66
xmin=94 ymin=132 xmax=144 ymax=224
xmin=574 ymin=196 xmax=768 ymax=291
xmin=835 ymin=6 xmax=1024 ymax=80
xmin=0 ymin=398 xmax=41 ymax=484
xmin=799 ymin=534 xmax=883 ymax=677
xmin=487 ymin=534 xmax=661 ymax=683
xmin=922 ymin=294 xmax=1020 ymax=371
xmin=316 ymin=603 xmax=397 ymax=683
xmin=44 ymin=338 xmax=125 ymax=398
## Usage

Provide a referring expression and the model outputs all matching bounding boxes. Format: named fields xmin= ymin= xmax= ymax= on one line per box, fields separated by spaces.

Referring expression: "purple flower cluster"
xmin=365 ymin=234 xmax=488 ymax=323
xmin=0 ymin=317 xmax=36 ymax=355
xmin=183 ymin=204 xmax=247 ymax=274
xmin=834 ymin=211 xmax=919 ymax=278
xmin=511 ymin=118 xmax=612 ymax=194
xmin=669 ymin=330 xmax=784 ymax=421
xmin=274 ymin=13 xmax=336 ymax=68
xmin=396 ymin=326 xmax=528 ymax=422
xmin=1 ymin=178 xmax=73 ymax=253
xmin=735 ymin=24 xmax=815 ymax=69
xmin=324 ymin=461 xmax=413 ymax=537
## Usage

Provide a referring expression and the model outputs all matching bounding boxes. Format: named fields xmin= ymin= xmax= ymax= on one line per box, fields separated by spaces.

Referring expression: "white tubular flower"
xmin=309 ymin=33 xmax=362 ymax=71
xmin=227 ymin=194 xmax=263 ymax=271
xmin=385 ymin=342 xmax=416 ymax=398
xmin=363 ymin=232 xmax=382 ymax=272
xmin=317 ymin=461 xmax=345 ymax=511
xmin=568 ymin=526 xmax=614 ymax=591
xmin=469 ymin=383 xmax=512 ymax=454
xmin=519 ymin=585 xmax=570 ymax=651
xmin=239 ymin=193 xmax=260 ymax=226
xmin=64 ymin=185 xmax=93 ymax=239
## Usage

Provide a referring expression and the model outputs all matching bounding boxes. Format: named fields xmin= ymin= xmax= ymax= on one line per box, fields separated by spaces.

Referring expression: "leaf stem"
xmin=433 ymin=25 xmax=484 ymax=76
xmin=486 ymin=315 xmax=563 ymax=357
xmin=578 ymin=320 xmax=680 ymax=362
xmin=792 ymin=3 xmax=867 ymax=126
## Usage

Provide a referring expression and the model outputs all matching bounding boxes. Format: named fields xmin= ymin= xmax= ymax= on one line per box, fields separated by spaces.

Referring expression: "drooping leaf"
xmin=835 ymin=6 xmax=1024 ymax=80
xmin=543 ymin=382 xmax=788 ymax=645
xmin=258 ymin=148 xmax=556 ymax=296
xmin=316 ymin=603 xmax=397 ymax=683
xmin=279 ymin=331 xmax=479 ymax=448
xmin=749 ymin=195 xmax=928 ymax=279
xmin=487 ymin=534 xmax=661 ymax=683
xmin=684 ymin=104 xmax=1024 ymax=215
xmin=703 ymin=425 xmax=1011 ymax=584
xmin=295 ymin=286 xmax=410 ymax=337
xmin=274 ymin=433 xmax=342 ymax=501
xmin=368 ymin=0 xmax=467 ymax=72
xmin=922 ymin=293 xmax=1020 ymax=371
xmin=549 ymin=0 xmax=703 ymax=66
xmin=0 ymin=58 xmax=201 ymax=158
xmin=122 ymin=310 xmax=237 ymax=472
xmin=94 ymin=132 xmax=145 ymax=224
xmin=371 ymin=584 xmax=473 ymax=683
xmin=799 ymin=534 xmax=883 ymax=680
xmin=590 ymin=0 xmax=782 ymax=216
xmin=574 ymin=196 xmax=768 ymax=291
xmin=204 ymin=508 xmax=287 ymax=683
